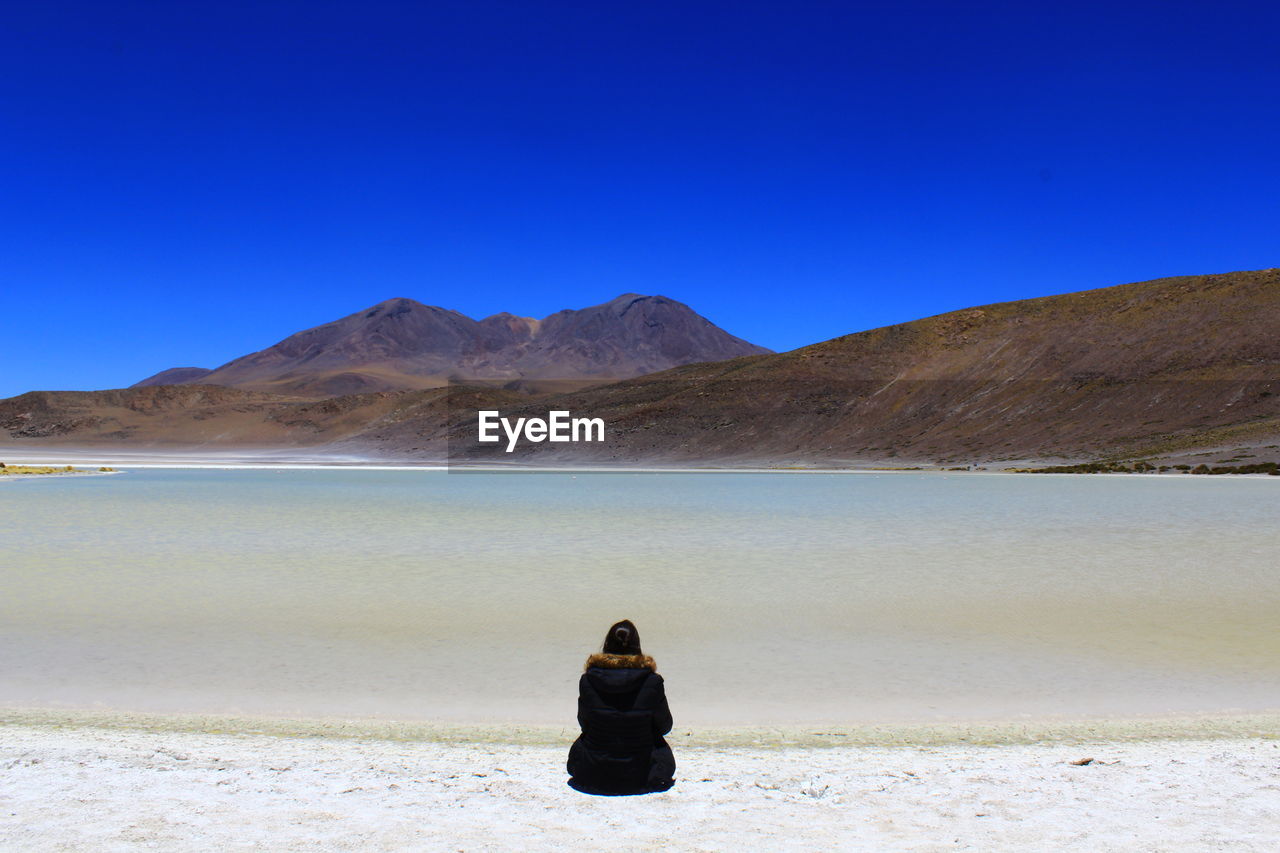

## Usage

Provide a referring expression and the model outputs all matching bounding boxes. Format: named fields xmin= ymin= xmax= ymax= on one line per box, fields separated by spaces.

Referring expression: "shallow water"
xmin=1 ymin=469 xmax=1277 ymax=724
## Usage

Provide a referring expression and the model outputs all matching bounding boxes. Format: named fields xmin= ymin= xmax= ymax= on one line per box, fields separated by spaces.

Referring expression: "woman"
xmin=567 ymin=619 xmax=675 ymax=795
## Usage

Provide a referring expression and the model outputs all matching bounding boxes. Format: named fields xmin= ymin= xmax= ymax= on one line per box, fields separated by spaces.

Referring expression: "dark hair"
xmin=602 ymin=619 xmax=642 ymax=655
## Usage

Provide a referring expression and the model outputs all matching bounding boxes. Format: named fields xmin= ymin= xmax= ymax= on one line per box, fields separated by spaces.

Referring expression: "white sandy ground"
xmin=3 ymin=718 xmax=1278 ymax=851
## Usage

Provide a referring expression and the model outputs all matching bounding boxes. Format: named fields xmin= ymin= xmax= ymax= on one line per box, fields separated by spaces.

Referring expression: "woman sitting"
xmin=567 ymin=619 xmax=675 ymax=795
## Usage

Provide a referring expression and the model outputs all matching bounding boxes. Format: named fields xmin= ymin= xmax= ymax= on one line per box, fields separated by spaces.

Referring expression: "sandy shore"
xmin=3 ymin=713 xmax=1277 ymax=851
xmin=0 ymin=471 xmax=118 ymax=484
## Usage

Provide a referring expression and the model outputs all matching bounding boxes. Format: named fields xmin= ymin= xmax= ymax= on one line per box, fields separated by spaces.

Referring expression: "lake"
xmin=2 ymin=468 xmax=1277 ymax=724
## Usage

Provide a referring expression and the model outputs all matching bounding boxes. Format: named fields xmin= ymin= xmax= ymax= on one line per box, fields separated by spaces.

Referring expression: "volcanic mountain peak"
xmin=132 ymin=293 xmax=770 ymax=396
xmin=366 ymin=296 xmax=422 ymax=312
xmin=603 ymin=292 xmax=648 ymax=310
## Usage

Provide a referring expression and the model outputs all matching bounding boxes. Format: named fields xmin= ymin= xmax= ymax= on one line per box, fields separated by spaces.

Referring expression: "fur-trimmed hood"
xmin=585 ymin=652 xmax=657 ymax=673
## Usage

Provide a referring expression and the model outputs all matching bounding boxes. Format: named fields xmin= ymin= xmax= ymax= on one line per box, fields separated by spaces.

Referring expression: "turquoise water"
xmin=1 ymin=469 xmax=1277 ymax=724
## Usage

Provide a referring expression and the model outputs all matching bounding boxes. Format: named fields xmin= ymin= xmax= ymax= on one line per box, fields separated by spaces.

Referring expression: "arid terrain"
xmin=3 ymin=269 xmax=1277 ymax=468
xmin=131 ymin=293 xmax=770 ymax=397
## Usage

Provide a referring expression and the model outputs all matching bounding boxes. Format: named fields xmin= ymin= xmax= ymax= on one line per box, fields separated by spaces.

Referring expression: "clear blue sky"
xmin=2 ymin=1 xmax=1278 ymax=397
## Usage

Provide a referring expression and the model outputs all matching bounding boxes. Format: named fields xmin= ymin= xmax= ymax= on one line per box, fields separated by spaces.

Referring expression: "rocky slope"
xmin=0 ymin=384 xmax=503 ymax=455
xmin=132 ymin=367 xmax=213 ymax=387
xmin=443 ymin=268 xmax=1280 ymax=465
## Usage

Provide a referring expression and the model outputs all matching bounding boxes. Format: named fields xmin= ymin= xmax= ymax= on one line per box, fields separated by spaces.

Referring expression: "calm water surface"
xmin=2 ymin=469 xmax=1277 ymax=724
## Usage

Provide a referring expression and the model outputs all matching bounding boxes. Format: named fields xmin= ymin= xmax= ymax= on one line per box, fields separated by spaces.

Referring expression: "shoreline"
xmin=2 ymin=458 xmax=1279 ymax=478
xmin=0 ymin=468 xmax=119 ymax=483
xmin=2 ymin=445 xmax=1278 ymax=476
xmin=4 ymin=706 xmax=1277 ymax=747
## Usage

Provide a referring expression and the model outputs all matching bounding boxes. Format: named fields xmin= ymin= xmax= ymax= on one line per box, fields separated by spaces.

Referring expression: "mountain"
xmin=132 ymin=294 xmax=771 ymax=397
xmin=133 ymin=367 xmax=213 ymax=387
xmin=4 ymin=269 xmax=1277 ymax=467
xmin=443 ymin=267 xmax=1280 ymax=466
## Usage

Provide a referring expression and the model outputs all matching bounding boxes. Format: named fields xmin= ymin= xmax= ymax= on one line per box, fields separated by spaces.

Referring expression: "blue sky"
xmin=2 ymin=1 xmax=1278 ymax=397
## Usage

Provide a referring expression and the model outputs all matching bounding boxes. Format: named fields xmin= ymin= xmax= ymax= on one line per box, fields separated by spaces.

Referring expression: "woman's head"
xmin=602 ymin=619 xmax=642 ymax=655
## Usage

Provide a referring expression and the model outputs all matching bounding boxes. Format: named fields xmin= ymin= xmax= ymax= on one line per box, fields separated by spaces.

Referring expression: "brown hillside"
xmin=0 ymin=384 xmax=515 ymax=455
xmin=444 ymin=268 xmax=1280 ymax=465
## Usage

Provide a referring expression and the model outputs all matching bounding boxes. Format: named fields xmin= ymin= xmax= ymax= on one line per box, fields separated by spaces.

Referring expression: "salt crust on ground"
xmin=3 ymin=721 xmax=1278 ymax=851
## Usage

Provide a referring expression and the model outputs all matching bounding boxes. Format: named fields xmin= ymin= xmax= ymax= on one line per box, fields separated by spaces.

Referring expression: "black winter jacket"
xmin=567 ymin=653 xmax=675 ymax=795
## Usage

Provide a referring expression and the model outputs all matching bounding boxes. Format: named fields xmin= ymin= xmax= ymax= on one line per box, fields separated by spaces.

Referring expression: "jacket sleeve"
xmin=576 ymin=673 xmax=590 ymax=729
xmin=650 ymin=674 xmax=673 ymax=736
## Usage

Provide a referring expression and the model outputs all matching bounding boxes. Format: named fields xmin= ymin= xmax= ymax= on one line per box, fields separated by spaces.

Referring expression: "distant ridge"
xmin=133 ymin=367 xmax=213 ymax=388
xmin=133 ymin=294 xmax=770 ymax=397
xmin=459 ymin=267 xmax=1277 ymax=465
xmin=4 ymin=268 xmax=1277 ymax=468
